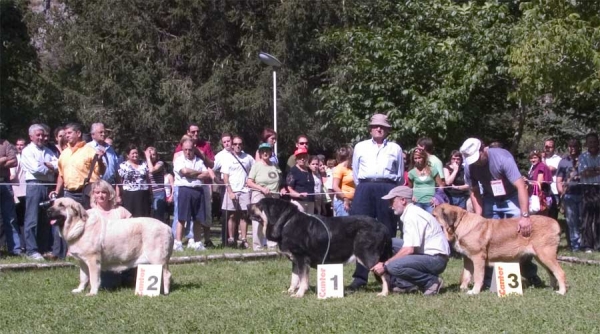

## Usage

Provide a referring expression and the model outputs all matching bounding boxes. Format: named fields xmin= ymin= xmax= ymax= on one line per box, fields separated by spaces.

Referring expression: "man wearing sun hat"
xmin=347 ymin=113 xmax=404 ymax=292
xmin=460 ymin=138 xmax=542 ymax=288
xmin=371 ymin=186 xmax=449 ymax=295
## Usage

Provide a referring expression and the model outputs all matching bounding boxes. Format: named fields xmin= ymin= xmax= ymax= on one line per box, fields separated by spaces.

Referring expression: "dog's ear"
xmin=73 ymin=201 xmax=88 ymax=221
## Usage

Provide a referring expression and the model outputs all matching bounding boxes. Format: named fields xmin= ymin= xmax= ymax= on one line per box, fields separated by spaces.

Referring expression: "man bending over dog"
xmin=371 ymin=186 xmax=449 ymax=295
xmin=460 ymin=138 xmax=542 ymax=288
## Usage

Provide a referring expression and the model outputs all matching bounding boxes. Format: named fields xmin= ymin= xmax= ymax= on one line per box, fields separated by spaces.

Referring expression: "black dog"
xmin=248 ymin=198 xmax=392 ymax=297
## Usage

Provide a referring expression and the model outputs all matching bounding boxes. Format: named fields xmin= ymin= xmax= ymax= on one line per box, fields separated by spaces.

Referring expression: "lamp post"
xmin=258 ymin=52 xmax=282 ymax=156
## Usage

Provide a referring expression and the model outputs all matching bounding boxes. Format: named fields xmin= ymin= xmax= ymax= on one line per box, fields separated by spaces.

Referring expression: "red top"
xmin=174 ymin=140 xmax=215 ymax=161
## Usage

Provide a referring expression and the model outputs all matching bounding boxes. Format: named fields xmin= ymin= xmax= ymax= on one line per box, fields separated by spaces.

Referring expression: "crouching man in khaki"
xmin=371 ymin=186 xmax=450 ymax=295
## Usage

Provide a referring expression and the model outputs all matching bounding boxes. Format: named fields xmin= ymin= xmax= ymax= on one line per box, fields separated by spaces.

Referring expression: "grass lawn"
xmin=1 ymin=257 xmax=599 ymax=333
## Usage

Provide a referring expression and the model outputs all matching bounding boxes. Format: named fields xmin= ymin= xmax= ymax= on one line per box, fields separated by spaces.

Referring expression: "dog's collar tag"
xmin=490 ymin=180 xmax=507 ymax=197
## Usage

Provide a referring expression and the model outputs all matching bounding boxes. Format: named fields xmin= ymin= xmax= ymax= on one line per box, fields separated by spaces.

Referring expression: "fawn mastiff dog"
xmin=248 ymin=198 xmax=393 ymax=297
xmin=47 ymin=198 xmax=173 ymax=296
xmin=432 ymin=204 xmax=567 ymax=295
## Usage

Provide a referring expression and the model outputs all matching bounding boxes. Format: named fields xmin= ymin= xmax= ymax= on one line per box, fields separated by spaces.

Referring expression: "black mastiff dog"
xmin=248 ymin=198 xmax=392 ymax=297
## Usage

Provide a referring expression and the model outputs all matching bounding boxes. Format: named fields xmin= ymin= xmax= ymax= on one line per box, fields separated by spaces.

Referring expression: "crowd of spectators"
xmin=0 ymin=120 xmax=599 ymax=268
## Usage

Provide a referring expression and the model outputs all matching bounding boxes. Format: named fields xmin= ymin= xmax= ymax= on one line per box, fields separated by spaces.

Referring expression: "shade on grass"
xmin=0 ymin=258 xmax=599 ymax=333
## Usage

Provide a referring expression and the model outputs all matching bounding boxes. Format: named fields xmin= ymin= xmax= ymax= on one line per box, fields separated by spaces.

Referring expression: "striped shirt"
xmin=149 ymin=161 xmax=165 ymax=193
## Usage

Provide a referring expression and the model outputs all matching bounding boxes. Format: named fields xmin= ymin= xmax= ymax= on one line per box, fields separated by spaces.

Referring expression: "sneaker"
xmin=190 ymin=241 xmax=206 ymax=251
xmin=204 ymin=240 xmax=216 ymax=249
xmin=423 ymin=277 xmax=443 ymax=296
xmin=239 ymin=239 xmax=249 ymax=249
xmin=226 ymin=238 xmax=237 ymax=248
xmin=253 ymin=246 xmax=264 ymax=251
xmin=585 ymin=249 xmax=593 ymax=253
xmin=27 ymin=252 xmax=45 ymax=261
xmin=186 ymin=238 xmax=196 ymax=249
xmin=173 ymin=240 xmax=184 ymax=252
xmin=43 ymin=252 xmax=59 ymax=261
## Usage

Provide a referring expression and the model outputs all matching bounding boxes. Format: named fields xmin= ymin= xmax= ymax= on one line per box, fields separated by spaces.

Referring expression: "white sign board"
xmin=317 ymin=264 xmax=344 ymax=299
xmin=489 ymin=262 xmax=523 ymax=297
xmin=135 ymin=264 xmax=163 ymax=297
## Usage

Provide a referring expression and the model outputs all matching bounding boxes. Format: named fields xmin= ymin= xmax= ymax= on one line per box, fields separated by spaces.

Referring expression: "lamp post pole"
xmin=258 ymin=52 xmax=282 ymax=156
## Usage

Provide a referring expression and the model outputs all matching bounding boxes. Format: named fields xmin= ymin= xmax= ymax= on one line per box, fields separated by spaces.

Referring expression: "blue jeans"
xmin=415 ymin=202 xmax=434 ymax=214
xmin=563 ymin=194 xmax=582 ymax=250
xmin=152 ymin=190 xmax=167 ymax=223
xmin=385 ymin=238 xmax=448 ymax=290
xmin=482 ymin=194 xmax=538 ymax=282
xmin=448 ymin=195 xmax=468 ymax=210
xmin=171 ymin=187 xmax=193 ymax=239
xmin=333 ymin=198 xmax=349 ymax=217
xmin=24 ymin=182 xmax=52 ymax=255
xmin=0 ymin=184 xmax=22 ymax=254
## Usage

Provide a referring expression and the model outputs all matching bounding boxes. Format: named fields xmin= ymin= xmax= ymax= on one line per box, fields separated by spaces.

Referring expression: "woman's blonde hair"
xmin=90 ymin=179 xmax=117 ymax=209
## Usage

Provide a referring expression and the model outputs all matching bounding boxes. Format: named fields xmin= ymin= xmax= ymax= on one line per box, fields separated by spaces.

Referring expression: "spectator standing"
xmin=211 ymin=133 xmax=233 ymax=245
xmin=578 ymin=132 xmax=600 ymax=252
xmin=247 ymin=143 xmax=283 ymax=250
xmin=556 ymin=139 xmax=583 ymax=251
xmin=221 ymin=136 xmax=254 ymax=248
xmin=173 ymin=139 xmax=211 ymax=251
xmin=117 ymin=144 xmax=151 ymax=218
xmin=527 ymin=150 xmax=553 ymax=215
xmin=332 ymin=145 xmax=355 ymax=217
xmin=309 ymin=156 xmax=325 ymax=215
xmin=460 ymin=138 xmax=542 ymax=288
xmin=543 ymin=138 xmax=562 ymax=219
xmin=87 ymin=123 xmax=120 ymax=187
xmin=145 ymin=147 xmax=167 ymax=222
xmin=0 ymin=137 xmax=22 ymax=256
xmin=443 ymin=150 xmax=470 ymax=209
xmin=417 ymin=137 xmax=445 ymax=181
xmin=21 ymin=124 xmax=59 ymax=260
xmin=51 ymin=123 xmax=105 ymax=210
xmin=407 ymin=148 xmax=444 ymax=214
xmin=255 ymin=128 xmax=278 ymax=165
xmin=286 ymin=147 xmax=316 ymax=214
xmin=286 ymin=135 xmax=309 ymax=170
xmin=10 ymin=138 xmax=27 ymax=232
xmin=52 ymin=127 xmax=67 ymax=156
xmin=348 ymin=113 xmax=403 ymax=292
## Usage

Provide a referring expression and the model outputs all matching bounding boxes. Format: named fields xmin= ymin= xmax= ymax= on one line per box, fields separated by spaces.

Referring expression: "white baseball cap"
xmin=460 ymin=138 xmax=482 ymax=165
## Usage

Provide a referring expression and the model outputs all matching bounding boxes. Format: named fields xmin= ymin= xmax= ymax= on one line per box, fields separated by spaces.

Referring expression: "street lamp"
xmin=258 ymin=52 xmax=282 ymax=156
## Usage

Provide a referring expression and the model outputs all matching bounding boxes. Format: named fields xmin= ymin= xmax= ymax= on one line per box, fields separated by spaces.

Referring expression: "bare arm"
xmin=470 ymin=187 xmax=483 ymax=215
xmin=556 ymin=176 xmax=565 ymax=195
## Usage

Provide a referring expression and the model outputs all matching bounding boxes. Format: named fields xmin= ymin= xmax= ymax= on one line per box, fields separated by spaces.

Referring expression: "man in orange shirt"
xmin=50 ymin=123 xmax=105 ymax=209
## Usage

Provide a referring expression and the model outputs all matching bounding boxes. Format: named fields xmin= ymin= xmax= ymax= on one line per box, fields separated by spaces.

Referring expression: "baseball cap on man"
xmin=294 ymin=147 xmax=308 ymax=156
xmin=381 ymin=186 xmax=413 ymax=200
xmin=460 ymin=138 xmax=482 ymax=165
xmin=369 ymin=114 xmax=391 ymax=128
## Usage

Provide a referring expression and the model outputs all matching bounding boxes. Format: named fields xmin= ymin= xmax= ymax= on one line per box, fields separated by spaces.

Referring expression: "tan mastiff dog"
xmin=47 ymin=198 xmax=173 ymax=296
xmin=432 ymin=204 xmax=566 ymax=295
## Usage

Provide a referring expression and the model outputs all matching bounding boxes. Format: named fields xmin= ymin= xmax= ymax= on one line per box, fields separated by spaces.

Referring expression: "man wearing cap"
xmin=460 ymin=138 xmax=542 ymax=287
xmin=372 ymin=186 xmax=449 ymax=295
xmin=348 ymin=113 xmax=404 ymax=292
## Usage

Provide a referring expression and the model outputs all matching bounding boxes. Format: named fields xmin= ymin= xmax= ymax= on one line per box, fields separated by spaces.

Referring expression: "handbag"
xmin=529 ymin=183 xmax=545 ymax=214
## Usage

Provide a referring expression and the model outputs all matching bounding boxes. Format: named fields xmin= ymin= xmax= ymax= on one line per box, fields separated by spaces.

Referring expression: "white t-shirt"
xmin=221 ymin=152 xmax=254 ymax=192
xmin=545 ymin=154 xmax=562 ymax=195
xmin=173 ymin=155 xmax=206 ymax=187
xmin=400 ymin=203 xmax=450 ymax=256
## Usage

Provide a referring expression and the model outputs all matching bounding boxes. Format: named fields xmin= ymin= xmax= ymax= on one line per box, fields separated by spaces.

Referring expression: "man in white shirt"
xmin=372 ymin=186 xmax=449 ymax=295
xmin=210 ymin=132 xmax=233 ymax=245
xmin=21 ymin=124 xmax=59 ymax=260
xmin=221 ymin=136 xmax=254 ymax=249
xmin=543 ymin=138 xmax=562 ymax=220
xmin=173 ymin=139 xmax=211 ymax=251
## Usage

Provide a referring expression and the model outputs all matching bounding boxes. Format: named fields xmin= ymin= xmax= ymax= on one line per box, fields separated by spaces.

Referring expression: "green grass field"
xmin=1 ymin=257 xmax=600 ymax=333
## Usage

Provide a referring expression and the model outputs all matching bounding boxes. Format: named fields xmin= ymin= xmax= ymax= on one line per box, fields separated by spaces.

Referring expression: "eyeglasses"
xmin=189 ymin=130 xmax=199 ymax=134
xmin=232 ymin=143 xmax=242 ymax=146
xmin=545 ymin=146 xmax=554 ymax=149
xmin=298 ymin=142 xmax=308 ymax=145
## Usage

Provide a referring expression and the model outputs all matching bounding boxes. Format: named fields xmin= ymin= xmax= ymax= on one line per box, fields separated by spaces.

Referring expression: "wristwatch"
xmin=521 ymin=212 xmax=530 ymax=218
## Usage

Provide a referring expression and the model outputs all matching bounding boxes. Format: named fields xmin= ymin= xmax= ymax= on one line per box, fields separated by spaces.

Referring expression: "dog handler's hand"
xmin=518 ymin=217 xmax=532 ymax=237
xmin=371 ymin=262 xmax=385 ymax=276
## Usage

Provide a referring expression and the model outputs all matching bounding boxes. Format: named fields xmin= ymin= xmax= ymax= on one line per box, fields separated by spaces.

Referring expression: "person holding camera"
xmin=21 ymin=124 xmax=59 ymax=261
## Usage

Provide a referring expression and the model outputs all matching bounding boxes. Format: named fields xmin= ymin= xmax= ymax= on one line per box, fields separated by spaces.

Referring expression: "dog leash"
xmin=302 ymin=212 xmax=331 ymax=265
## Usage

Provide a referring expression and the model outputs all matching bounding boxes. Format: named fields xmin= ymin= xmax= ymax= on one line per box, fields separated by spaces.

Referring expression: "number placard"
xmin=135 ymin=264 xmax=163 ymax=297
xmin=317 ymin=264 xmax=344 ymax=299
xmin=489 ymin=262 xmax=523 ymax=297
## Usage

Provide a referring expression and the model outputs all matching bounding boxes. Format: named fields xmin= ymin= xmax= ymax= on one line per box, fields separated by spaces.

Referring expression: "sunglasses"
xmin=189 ymin=130 xmax=199 ymax=134
xmin=298 ymin=142 xmax=308 ymax=145
xmin=545 ymin=146 xmax=554 ymax=149
xmin=232 ymin=143 xmax=242 ymax=146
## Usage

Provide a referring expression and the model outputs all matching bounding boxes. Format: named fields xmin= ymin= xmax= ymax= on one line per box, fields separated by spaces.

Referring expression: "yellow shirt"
xmin=58 ymin=141 xmax=104 ymax=191
xmin=332 ymin=164 xmax=355 ymax=200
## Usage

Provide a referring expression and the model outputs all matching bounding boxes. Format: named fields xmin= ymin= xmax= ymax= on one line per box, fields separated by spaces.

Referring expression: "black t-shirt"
xmin=445 ymin=165 xmax=469 ymax=197
xmin=286 ymin=165 xmax=315 ymax=202
xmin=556 ymin=156 xmax=582 ymax=195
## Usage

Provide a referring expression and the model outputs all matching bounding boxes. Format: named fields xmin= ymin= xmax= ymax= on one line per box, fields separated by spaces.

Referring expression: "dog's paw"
xmin=377 ymin=292 xmax=389 ymax=297
xmin=555 ymin=290 xmax=566 ymax=295
xmin=71 ymin=288 xmax=84 ymax=294
xmin=85 ymin=292 xmax=97 ymax=297
xmin=287 ymin=288 xmax=297 ymax=294
xmin=466 ymin=290 xmax=480 ymax=295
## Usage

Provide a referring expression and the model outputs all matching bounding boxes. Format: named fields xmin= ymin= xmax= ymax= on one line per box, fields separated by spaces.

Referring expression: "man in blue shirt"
xmin=347 ymin=113 xmax=404 ymax=292
xmin=87 ymin=123 xmax=120 ymax=188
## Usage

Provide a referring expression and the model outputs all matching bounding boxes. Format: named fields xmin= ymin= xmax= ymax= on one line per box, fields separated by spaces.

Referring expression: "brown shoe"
xmin=42 ymin=252 xmax=58 ymax=261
